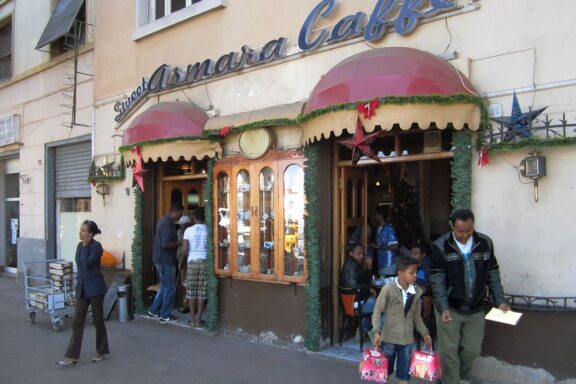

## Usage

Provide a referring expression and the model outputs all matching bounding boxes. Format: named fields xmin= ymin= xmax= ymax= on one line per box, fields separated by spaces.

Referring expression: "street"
xmin=0 ymin=276 xmax=362 ymax=384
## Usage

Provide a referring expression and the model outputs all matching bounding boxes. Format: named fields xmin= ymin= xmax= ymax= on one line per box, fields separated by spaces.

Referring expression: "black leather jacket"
xmin=340 ymin=256 xmax=371 ymax=300
xmin=430 ymin=231 xmax=506 ymax=314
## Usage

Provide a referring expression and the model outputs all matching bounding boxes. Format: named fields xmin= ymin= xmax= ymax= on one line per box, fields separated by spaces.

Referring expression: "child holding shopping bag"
xmin=371 ymin=256 xmax=432 ymax=384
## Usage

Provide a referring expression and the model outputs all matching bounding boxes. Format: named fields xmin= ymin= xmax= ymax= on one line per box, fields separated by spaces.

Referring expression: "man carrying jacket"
xmin=429 ymin=209 xmax=510 ymax=384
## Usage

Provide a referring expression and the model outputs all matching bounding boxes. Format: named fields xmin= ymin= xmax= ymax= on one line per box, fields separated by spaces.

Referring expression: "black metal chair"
xmin=339 ymin=286 xmax=371 ymax=351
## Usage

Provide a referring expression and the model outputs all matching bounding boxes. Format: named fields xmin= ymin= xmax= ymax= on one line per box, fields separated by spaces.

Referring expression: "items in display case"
xmin=213 ymin=151 xmax=306 ymax=282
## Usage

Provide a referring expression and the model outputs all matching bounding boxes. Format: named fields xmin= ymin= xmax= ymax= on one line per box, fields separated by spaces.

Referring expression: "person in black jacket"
xmin=340 ymin=243 xmax=376 ymax=314
xmin=58 ymin=220 xmax=109 ymax=366
xmin=429 ymin=209 xmax=509 ymax=384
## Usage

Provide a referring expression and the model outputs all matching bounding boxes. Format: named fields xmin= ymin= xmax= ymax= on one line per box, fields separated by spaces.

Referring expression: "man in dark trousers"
xmin=148 ymin=202 xmax=184 ymax=323
xmin=429 ymin=209 xmax=510 ymax=384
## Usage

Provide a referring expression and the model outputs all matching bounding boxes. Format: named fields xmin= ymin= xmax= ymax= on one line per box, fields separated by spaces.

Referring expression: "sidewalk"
xmin=0 ymin=276 xmax=571 ymax=384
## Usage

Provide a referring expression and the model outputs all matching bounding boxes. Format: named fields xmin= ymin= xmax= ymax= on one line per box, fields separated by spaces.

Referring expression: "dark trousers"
xmin=65 ymin=295 xmax=109 ymax=360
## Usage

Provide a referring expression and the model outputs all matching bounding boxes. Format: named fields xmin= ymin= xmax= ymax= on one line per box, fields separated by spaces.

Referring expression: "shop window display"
xmin=213 ymin=152 xmax=306 ymax=283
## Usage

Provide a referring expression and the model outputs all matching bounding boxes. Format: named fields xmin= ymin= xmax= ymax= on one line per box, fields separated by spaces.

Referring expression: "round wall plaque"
xmin=238 ymin=128 xmax=271 ymax=159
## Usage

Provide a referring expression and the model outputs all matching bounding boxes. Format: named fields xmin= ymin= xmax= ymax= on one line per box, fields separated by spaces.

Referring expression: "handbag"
xmin=359 ymin=348 xmax=388 ymax=383
xmin=409 ymin=345 xmax=442 ymax=382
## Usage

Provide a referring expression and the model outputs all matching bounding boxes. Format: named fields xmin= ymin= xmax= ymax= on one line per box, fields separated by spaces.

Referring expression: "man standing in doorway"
xmin=429 ymin=209 xmax=510 ymax=384
xmin=148 ymin=202 xmax=184 ymax=323
xmin=372 ymin=207 xmax=398 ymax=278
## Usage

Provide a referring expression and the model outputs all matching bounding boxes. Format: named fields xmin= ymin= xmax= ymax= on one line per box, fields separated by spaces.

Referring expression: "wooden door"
xmin=161 ymin=180 xmax=204 ymax=218
xmin=339 ymin=167 xmax=368 ymax=268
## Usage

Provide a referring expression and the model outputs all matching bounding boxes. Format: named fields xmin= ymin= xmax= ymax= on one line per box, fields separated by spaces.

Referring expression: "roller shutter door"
xmin=54 ymin=141 xmax=91 ymax=198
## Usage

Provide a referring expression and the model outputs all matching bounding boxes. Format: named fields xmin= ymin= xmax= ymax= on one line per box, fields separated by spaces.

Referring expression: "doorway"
xmin=333 ymin=155 xmax=452 ymax=346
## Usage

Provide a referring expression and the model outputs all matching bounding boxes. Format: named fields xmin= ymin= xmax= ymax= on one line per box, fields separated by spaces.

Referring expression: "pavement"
xmin=0 ymin=276 xmax=572 ymax=384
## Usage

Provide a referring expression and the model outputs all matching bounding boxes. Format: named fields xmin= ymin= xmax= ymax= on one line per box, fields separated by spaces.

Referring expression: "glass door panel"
xmin=258 ymin=167 xmax=274 ymax=275
xmin=283 ymin=164 xmax=305 ymax=277
xmin=216 ymin=171 xmax=230 ymax=272
xmin=236 ymin=169 xmax=251 ymax=273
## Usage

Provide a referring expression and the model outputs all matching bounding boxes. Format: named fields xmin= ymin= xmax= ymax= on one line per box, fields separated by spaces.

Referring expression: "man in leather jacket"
xmin=430 ymin=209 xmax=510 ymax=384
xmin=341 ymin=243 xmax=375 ymax=313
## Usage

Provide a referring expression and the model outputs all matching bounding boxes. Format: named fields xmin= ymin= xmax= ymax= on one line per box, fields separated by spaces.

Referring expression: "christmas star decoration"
xmin=490 ymin=92 xmax=547 ymax=141
xmin=337 ymin=117 xmax=383 ymax=166
xmin=131 ymin=146 xmax=147 ymax=192
xmin=357 ymin=99 xmax=380 ymax=119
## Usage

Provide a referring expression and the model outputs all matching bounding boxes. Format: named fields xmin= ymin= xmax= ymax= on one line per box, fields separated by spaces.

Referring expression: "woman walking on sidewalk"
xmin=58 ymin=220 xmax=110 ymax=366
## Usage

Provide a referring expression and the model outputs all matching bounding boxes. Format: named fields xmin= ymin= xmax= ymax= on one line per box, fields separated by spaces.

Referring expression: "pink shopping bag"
xmin=409 ymin=347 xmax=442 ymax=382
xmin=359 ymin=348 xmax=388 ymax=383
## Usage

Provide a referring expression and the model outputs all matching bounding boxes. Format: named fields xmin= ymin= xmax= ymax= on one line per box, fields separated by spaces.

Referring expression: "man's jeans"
xmin=149 ymin=263 xmax=176 ymax=319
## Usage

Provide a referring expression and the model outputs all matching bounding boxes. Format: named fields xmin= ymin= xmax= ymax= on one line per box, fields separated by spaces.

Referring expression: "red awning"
xmin=121 ymin=102 xmax=221 ymax=162
xmin=301 ymin=47 xmax=482 ymax=144
xmin=122 ymin=101 xmax=208 ymax=145
xmin=304 ymin=47 xmax=477 ymax=114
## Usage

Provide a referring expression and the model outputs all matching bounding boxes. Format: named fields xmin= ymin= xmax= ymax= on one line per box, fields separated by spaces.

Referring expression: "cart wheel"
xmin=52 ymin=317 xmax=64 ymax=332
xmin=29 ymin=312 xmax=36 ymax=324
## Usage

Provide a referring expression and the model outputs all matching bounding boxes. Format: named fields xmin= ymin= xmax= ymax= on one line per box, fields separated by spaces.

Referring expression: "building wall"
xmin=0 ymin=1 xmax=96 ymax=269
xmin=472 ymin=146 xmax=576 ymax=297
xmin=92 ymin=0 xmax=576 ymax=297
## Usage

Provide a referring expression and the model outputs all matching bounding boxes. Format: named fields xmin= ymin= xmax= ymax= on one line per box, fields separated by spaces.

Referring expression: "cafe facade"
xmin=85 ymin=0 xmax=575 ymax=375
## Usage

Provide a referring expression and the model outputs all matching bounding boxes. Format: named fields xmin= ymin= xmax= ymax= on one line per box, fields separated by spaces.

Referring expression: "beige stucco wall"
xmin=89 ymin=0 xmax=576 ymax=293
xmin=10 ymin=54 xmax=94 ymax=240
xmin=472 ymin=147 xmax=576 ymax=297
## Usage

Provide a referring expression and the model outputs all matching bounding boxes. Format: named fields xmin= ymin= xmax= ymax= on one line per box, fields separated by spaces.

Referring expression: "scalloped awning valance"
xmin=301 ymin=47 xmax=482 ymax=145
xmin=121 ymin=101 xmax=222 ymax=163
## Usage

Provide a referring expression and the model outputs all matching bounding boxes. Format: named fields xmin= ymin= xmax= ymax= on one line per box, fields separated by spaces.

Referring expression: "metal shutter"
xmin=54 ymin=141 xmax=91 ymax=198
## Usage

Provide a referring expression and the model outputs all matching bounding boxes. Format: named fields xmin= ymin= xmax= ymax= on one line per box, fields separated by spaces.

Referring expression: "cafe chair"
xmin=338 ymin=286 xmax=370 ymax=351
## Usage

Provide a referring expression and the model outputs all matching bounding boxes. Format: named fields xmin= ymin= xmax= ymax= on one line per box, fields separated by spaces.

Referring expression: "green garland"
xmin=118 ymin=136 xmax=220 ymax=153
xmin=297 ymin=93 xmax=488 ymax=125
xmin=203 ymin=118 xmax=297 ymax=138
xmin=303 ymin=145 xmax=321 ymax=351
xmin=204 ymin=159 xmax=218 ymax=332
xmin=201 ymin=94 xmax=488 ymax=140
xmin=488 ymin=136 xmax=576 ymax=152
xmin=131 ymin=186 xmax=145 ymax=313
xmin=450 ymin=130 xmax=472 ymax=211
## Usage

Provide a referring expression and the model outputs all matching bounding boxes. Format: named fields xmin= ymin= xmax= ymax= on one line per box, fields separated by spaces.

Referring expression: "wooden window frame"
xmin=213 ymin=150 xmax=307 ymax=284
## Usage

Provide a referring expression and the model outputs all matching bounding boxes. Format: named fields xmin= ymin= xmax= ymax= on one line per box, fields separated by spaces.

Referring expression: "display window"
xmin=213 ymin=151 xmax=306 ymax=283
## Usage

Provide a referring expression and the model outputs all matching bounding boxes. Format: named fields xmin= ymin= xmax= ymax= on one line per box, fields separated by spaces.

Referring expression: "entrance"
xmin=333 ymin=144 xmax=452 ymax=346
xmin=3 ymin=173 xmax=19 ymax=272
xmin=161 ymin=180 xmax=204 ymax=217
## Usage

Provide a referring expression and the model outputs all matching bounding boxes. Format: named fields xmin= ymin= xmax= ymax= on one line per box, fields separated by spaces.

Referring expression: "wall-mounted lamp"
xmin=95 ymin=183 xmax=110 ymax=206
xmin=519 ymin=151 xmax=546 ymax=202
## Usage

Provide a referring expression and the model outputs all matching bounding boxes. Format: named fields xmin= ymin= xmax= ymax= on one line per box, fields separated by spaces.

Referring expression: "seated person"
xmin=340 ymin=243 xmax=376 ymax=314
xmin=410 ymin=243 xmax=432 ymax=323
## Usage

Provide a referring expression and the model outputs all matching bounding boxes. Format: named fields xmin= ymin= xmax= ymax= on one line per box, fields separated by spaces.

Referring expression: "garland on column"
xmin=204 ymin=158 xmax=218 ymax=332
xmin=131 ymin=186 xmax=145 ymax=313
xmin=450 ymin=130 xmax=472 ymax=211
xmin=303 ymin=145 xmax=321 ymax=351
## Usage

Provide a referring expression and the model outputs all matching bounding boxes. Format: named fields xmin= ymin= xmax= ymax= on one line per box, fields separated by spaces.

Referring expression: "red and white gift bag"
xmin=359 ymin=348 xmax=388 ymax=383
xmin=409 ymin=348 xmax=442 ymax=382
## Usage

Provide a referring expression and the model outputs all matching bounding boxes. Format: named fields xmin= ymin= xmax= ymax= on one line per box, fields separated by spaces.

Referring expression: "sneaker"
xmin=92 ymin=354 xmax=104 ymax=363
xmin=147 ymin=310 xmax=159 ymax=319
xmin=159 ymin=315 xmax=178 ymax=324
xmin=56 ymin=358 xmax=78 ymax=367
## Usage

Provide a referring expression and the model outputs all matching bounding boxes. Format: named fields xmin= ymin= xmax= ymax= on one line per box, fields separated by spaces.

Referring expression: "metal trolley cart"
xmin=24 ymin=259 xmax=76 ymax=331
